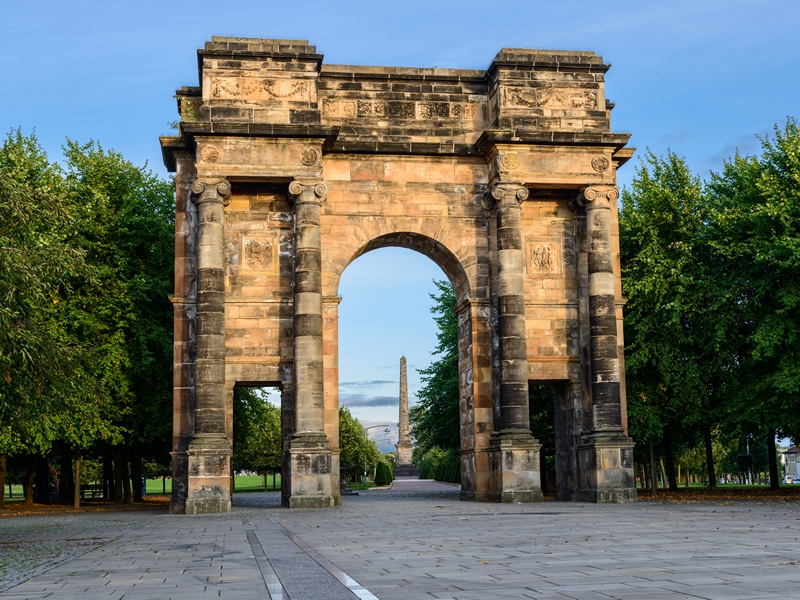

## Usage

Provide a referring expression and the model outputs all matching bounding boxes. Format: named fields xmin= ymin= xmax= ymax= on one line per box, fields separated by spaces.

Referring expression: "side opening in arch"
xmin=231 ymin=384 xmax=282 ymax=503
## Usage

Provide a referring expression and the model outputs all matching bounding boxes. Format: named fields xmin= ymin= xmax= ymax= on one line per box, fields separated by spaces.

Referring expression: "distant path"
xmin=390 ymin=478 xmax=458 ymax=492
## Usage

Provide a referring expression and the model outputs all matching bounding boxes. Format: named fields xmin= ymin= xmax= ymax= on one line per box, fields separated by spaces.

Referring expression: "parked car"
xmin=785 ymin=475 xmax=795 ymax=484
xmin=791 ymin=478 xmax=800 ymax=485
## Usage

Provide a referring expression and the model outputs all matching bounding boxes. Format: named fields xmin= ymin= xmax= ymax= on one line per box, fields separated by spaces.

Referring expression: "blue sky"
xmin=3 ymin=1 xmax=798 ymax=435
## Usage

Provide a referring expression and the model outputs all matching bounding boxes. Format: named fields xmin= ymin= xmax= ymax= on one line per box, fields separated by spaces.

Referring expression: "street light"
xmin=364 ymin=424 xmax=391 ymax=486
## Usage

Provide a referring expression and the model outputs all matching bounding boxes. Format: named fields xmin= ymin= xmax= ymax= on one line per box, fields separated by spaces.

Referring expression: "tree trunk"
xmin=704 ymin=423 xmax=716 ymax=491
xmin=685 ymin=463 xmax=690 ymax=488
xmin=24 ymin=454 xmax=34 ymax=506
xmin=162 ymin=476 xmax=166 ymax=495
xmin=130 ymin=446 xmax=143 ymax=503
xmin=664 ymin=426 xmax=678 ymax=491
xmin=73 ymin=448 xmax=82 ymax=509
xmin=104 ymin=447 xmax=114 ymax=501
xmin=34 ymin=456 xmax=49 ymax=503
xmin=649 ymin=441 xmax=657 ymax=496
xmin=114 ymin=445 xmax=124 ymax=505
xmin=121 ymin=448 xmax=132 ymax=505
xmin=641 ymin=464 xmax=647 ymax=489
xmin=59 ymin=445 xmax=72 ymax=504
xmin=273 ymin=472 xmax=276 ymax=491
xmin=0 ymin=453 xmax=6 ymax=509
xmin=767 ymin=429 xmax=779 ymax=491
xmin=540 ymin=451 xmax=548 ymax=494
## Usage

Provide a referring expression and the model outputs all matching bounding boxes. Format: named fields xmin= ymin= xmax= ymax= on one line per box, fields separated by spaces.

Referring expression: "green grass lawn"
xmin=143 ymin=474 xmax=282 ymax=495
xmin=344 ymin=482 xmax=376 ymax=491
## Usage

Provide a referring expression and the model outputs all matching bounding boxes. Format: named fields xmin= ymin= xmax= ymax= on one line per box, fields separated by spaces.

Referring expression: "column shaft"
xmin=185 ymin=178 xmax=232 ymax=515
xmin=493 ymin=184 xmax=531 ymax=433
xmin=286 ymin=179 xmax=333 ymax=509
xmin=575 ymin=185 xmax=636 ymax=503
xmin=584 ymin=186 xmax=623 ymax=432
xmin=486 ymin=183 xmax=542 ymax=504
xmin=192 ymin=179 xmax=231 ymax=436
xmin=290 ymin=180 xmax=326 ymax=435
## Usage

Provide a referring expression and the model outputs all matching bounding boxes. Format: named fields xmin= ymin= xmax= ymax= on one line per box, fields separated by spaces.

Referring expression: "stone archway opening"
xmin=334 ymin=241 xmax=467 ymax=494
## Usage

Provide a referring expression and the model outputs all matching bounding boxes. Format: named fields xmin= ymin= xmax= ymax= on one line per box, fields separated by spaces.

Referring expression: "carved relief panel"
xmin=240 ymin=232 xmax=279 ymax=275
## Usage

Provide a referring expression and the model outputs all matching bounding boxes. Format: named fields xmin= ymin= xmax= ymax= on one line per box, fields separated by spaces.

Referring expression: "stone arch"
xmin=321 ymin=216 xmax=488 ymax=305
xmin=337 ymin=231 xmax=472 ymax=302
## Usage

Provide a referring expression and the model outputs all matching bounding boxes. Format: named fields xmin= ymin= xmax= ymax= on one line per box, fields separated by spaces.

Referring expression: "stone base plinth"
xmin=169 ymin=450 xmax=188 ymax=515
xmin=394 ymin=463 xmax=419 ymax=478
xmin=286 ymin=432 xmax=334 ymax=509
xmin=488 ymin=431 xmax=544 ymax=503
xmin=185 ymin=434 xmax=232 ymax=515
xmin=396 ymin=441 xmax=414 ymax=467
xmin=331 ymin=451 xmax=342 ymax=506
xmin=577 ymin=433 xmax=637 ymax=504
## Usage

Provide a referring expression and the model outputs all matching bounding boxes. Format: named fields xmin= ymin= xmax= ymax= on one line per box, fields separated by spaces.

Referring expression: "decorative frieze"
xmin=502 ymin=86 xmax=598 ymax=110
xmin=210 ymin=77 xmax=316 ymax=102
xmin=322 ymin=97 xmax=485 ymax=121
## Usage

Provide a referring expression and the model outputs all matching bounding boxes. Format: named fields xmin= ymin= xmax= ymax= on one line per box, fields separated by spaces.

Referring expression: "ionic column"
xmin=574 ymin=185 xmax=636 ymax=503
xmin=486 ymin=182 xmax=542 ymax=503
xmin=185 ymin=178 xmax=232 ymax=514
xmin=491 ymin=183 xmax=532 ymax=434
xmin=286 ymin=179 xmax=333 ymax=509
xmin=191 ymin=179 xmax=231 ymax=437
xmin=583 ymin=186 xmax=623 ymax=432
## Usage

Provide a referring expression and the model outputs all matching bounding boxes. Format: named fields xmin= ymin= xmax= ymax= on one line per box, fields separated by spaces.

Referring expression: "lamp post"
xmin=363 ymin=425 xmax=391 ymax=486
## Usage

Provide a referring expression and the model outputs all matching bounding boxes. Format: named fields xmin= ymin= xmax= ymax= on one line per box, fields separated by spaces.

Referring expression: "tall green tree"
xmin=338 ymin=406 xmax=381 ymax=482
xmin=620 ymin=150 xmax=727 ymax=489
xmin=409 ymin=280 xmax=460 ymax=455
xmin=0 ymin=132 xmax=90 ymax=463
xmin=56 ymin=141 xmax=174 ymax=461
xmin=706 ymin=119 xmax=800 ymax=486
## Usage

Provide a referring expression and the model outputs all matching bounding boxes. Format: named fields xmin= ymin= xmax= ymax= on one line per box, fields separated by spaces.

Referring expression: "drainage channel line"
xmin=244 ymin=527 xmax=286 ymax=600
xmin=269 ymin=517 xmax=380 ymax=600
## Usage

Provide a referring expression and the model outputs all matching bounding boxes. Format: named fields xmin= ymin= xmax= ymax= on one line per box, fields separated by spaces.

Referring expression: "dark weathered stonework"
xmin=161 ymin=37 xmax=636 ymax=513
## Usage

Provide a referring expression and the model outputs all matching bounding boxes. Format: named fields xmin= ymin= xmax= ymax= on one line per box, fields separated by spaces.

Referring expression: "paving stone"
xmin=3 ymin=495 xmax=800 ymax=599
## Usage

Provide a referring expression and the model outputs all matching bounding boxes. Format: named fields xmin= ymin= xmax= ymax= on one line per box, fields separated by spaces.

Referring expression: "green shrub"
xmin=375 ymin=461 xmax=392 ymax=486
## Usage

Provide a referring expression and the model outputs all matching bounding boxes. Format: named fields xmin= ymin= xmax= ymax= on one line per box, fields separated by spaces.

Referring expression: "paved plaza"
xmin=2 ymin=488 xmax=800 ymax=599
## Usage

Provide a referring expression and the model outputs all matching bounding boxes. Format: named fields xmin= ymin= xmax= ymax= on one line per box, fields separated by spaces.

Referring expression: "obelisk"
xmin=395 ymin=356 xmax=418 ymax=477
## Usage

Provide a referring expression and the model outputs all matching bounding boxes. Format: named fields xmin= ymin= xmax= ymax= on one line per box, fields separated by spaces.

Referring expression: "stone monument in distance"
xmin=395 ymin=356 xmax=419 ymax=478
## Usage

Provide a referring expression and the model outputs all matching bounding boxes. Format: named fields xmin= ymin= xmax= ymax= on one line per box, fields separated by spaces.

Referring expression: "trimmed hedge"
xmin=374 ymin=461 xmax=395 ymax=486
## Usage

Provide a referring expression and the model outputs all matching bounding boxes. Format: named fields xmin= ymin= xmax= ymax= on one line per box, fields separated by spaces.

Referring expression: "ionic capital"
xmin=482 ymin=182 xmax=529 ymax=210
xmin=289 ymin=179 xmax=328 ymax=205
xmin=190 ymin=179 xmax=232 ymax=206
xmin=572 ymin=185 xmax=619 ymax=211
